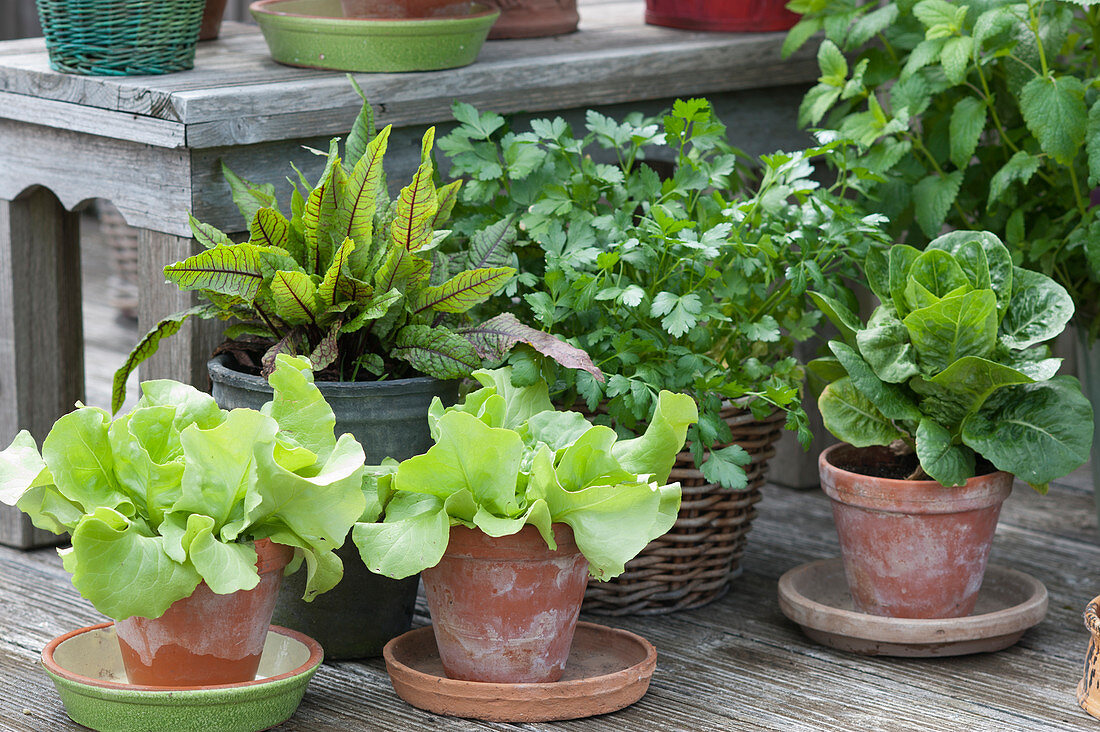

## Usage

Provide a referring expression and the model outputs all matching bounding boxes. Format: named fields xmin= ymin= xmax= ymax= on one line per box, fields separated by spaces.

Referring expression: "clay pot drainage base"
xmin=41 ymin=623 xmax=323 ymax=732
xmin=383 ymin=622 xmax=657 ymax=722
xmin=778 ymin=559 xmax=1048 ymax=657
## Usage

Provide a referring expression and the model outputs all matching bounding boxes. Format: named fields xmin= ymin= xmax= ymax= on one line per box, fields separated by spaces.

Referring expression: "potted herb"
xmin=438 ymin=98 xmax=888 ymax=613
xmin=811 ymin=231 xmax=1093 ymax=618
xmin=111 ymin=85 xmax=598 ymax=659
xmin=353 ymin=368 xmax=698 ymax=682
xmin=0 ymin=355 xmax=366 ymax=685
xmin=785 ymin=0 xmax=1100 ymax=522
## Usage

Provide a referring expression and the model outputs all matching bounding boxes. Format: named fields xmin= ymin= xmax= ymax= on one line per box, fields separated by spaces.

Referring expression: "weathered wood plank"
xmin=0 ymin=189 xmax=81 ymax=549
xmin=0 ymin=91 xmax=186 ymax=148
xmin=136 ymin=232 xmax=225 ymax=390
xmin=0 ymin=119 xmax=193 ymax=235
xmin=0 ymin=6 xmax=817 ymax=141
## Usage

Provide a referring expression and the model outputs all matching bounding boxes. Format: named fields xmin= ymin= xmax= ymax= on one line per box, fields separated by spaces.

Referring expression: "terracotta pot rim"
xmin=41 ymin=623 xmax=323 ymax=692
xmin=443 ymin=523 xmax=580 ymax=557
xmin=819 ymin=443 xmax=1013 ymax=513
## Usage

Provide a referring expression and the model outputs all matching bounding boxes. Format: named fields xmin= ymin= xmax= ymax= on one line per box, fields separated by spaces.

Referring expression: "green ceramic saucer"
xmin=41 ymin=623 xmax=323 ymax=732
xmin=250 ymin=0 xmax=500 ymax=72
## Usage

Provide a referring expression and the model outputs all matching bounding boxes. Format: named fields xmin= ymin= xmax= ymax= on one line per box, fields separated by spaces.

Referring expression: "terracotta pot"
xmin=482 ymin=0 xmax=578 ymax=39
xmin=422 ymin=524 xmax=589 ymax=683
xmin=199 ymin=0 xmax=229 ymax=40
xmin=114 ymin=539 xmax=295 ymax=686
xmin=644 ymin=0 xmax=797 ymax=32
xmin=1078 ymin=595 xmax=1100 ymax=719
xmin=819 ymin=444 xmax=1013 ymax=619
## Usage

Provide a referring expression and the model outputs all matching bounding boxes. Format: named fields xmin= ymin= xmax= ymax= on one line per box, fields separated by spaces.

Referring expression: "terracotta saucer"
xmin=382 ymin=621 xmax=656 ymax=722
xmin=778 ymin=559 xmax=1048 ymax=657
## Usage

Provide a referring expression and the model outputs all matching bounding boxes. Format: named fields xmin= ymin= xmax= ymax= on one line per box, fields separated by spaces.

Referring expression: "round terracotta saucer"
xmin=778 ymin=559 xmax=1048 ymax=657
xmin=382 ymin=621 xmax=657 ymax=722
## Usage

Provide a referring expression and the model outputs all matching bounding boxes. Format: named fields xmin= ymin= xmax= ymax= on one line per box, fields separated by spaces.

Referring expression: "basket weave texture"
xmin=36 ymin=0 xmax=205 ymax=75
xmin=584 ymin=405 xmax=785 ymax=616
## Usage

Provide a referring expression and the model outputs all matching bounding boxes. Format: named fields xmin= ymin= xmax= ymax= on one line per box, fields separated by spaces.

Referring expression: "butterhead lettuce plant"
xmin=352 ymin=368 xmax=699 ymax=580
xmin=811 ymin=230 xmax=1093 ymax=491
xmin=0 ymin=355 xmax=367 ymax=621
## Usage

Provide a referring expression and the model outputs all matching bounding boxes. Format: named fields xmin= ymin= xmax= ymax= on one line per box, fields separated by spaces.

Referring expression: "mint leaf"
xmin=1019 ymin=75 xmax=1087 ymax=165
xmin=987 ymin=151 xmax=1040 ymax=209
xmin=817 ymin=40 xmax=848 ymax=85
xmin=949 ymin=97 xmax=986 ymax=169
xmin=1087 ymin=98 xmax=1100 ymax=187
xmin=940 ymin=36 xmax=973 ymax=85
xmin=912 ymin=171 xmax=963 ymax=237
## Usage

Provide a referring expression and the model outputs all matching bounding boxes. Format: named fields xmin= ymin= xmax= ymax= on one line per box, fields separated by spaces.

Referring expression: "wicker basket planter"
xmin=36 ymin=0 xmax=206 ymax=75
xmin=583 ymin=405 xmax=785 ymax=616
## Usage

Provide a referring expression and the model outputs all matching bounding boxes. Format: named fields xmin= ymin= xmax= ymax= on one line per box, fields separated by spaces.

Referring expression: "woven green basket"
xmin=36 ymin=0 xmax=206 ymax=75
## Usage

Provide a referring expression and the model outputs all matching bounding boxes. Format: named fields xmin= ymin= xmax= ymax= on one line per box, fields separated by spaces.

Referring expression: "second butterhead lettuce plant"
xmin=352 ymin=368 xmax=699 ymax=580
xmin=811 ymin=230 xmax=1093 ymax=491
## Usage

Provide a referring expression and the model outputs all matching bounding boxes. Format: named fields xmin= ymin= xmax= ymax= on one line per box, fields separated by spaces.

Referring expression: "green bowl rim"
xmin=250 ymin=0 xmax=500 ymax=23
xmin=42 ymin=622 xmax=324 ymax=694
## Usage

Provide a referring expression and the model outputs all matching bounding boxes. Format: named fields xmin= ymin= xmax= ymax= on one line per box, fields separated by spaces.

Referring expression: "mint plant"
xmin=352 ymin=368 xmax=698 ymax=580
xmin=112 ymin=83 xmax=599 ymax=413
xmin=812 ymin=231 xmax=1093 ymax=491
xmin=786 ymin=0 xmax=1100 ymax=340
xmin=438 ymin=99 xmax=889 ymax=488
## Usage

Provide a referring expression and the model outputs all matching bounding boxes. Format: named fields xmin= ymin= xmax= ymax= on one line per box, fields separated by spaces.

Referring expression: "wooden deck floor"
xmin=0 ymin=455 xmax=1097 ymax=728
xmin=1 ymin=220 xmax=1096 ymax=730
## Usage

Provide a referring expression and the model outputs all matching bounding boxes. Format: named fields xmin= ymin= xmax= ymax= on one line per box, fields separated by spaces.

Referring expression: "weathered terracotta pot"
xmin=483 ymin=0 xmax=578 ymax=39
xmin=1078 ymin=595 xmax=1100 ymax=719
xmin=819 ymin=444 xmax=1013 ymax=619
xmin=422 ymin=524 xmax=589 ymax=683
xmin=114 ymin=539 xmax=295 ymax=686
xmin=199 ymin=0 xmax=229 ymax=40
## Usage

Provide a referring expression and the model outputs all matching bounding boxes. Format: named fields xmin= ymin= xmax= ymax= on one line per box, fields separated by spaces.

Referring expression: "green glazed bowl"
xmin=250 ymin=0 xmax=500 ymax=72
xmin=41 ymin=623 xmax=323 ymax=732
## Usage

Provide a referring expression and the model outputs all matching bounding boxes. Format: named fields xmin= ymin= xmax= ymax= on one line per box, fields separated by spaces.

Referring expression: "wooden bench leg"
xmin=136 ymin=230 xmax=223 ymax=389
xmin=0 ymin=190 xmax=83 ymax=549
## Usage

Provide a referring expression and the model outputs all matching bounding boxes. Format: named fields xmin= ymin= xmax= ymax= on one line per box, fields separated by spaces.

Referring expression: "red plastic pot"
xmin=114 ymin=539 xmax=295 ymax=686
xmin=819 ymin=444 xmax=1013 ymax=619
xmin=644 ymin=0 xmax=797 ymax=32
xmin=421 ymin=524 xmax=589 ymax=683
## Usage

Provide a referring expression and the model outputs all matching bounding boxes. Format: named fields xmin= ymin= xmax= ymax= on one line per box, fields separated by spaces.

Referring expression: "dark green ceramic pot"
xmin=207 ymin=354 xmax=459 ymax=659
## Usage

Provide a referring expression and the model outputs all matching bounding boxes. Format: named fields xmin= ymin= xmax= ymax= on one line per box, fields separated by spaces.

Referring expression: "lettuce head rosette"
xmin=352 ymin=368 xmax=699 ymax=581
xmin=0 ymin=355 xmax=367 ymax=621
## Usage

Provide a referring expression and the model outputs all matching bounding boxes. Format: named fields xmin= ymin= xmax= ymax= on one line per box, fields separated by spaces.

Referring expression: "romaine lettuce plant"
xmin=352 ymin=368 xmax=698 ymax=580
xmin=811 ymin=230 xmax=1093 ymax=491
xmin=111 ymin=81 xmax=599 ymax=413
xmin=0 ymin=355 xmax=367 ymax=621
xmin=438 ymin=98 xmax=889 ymax=490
